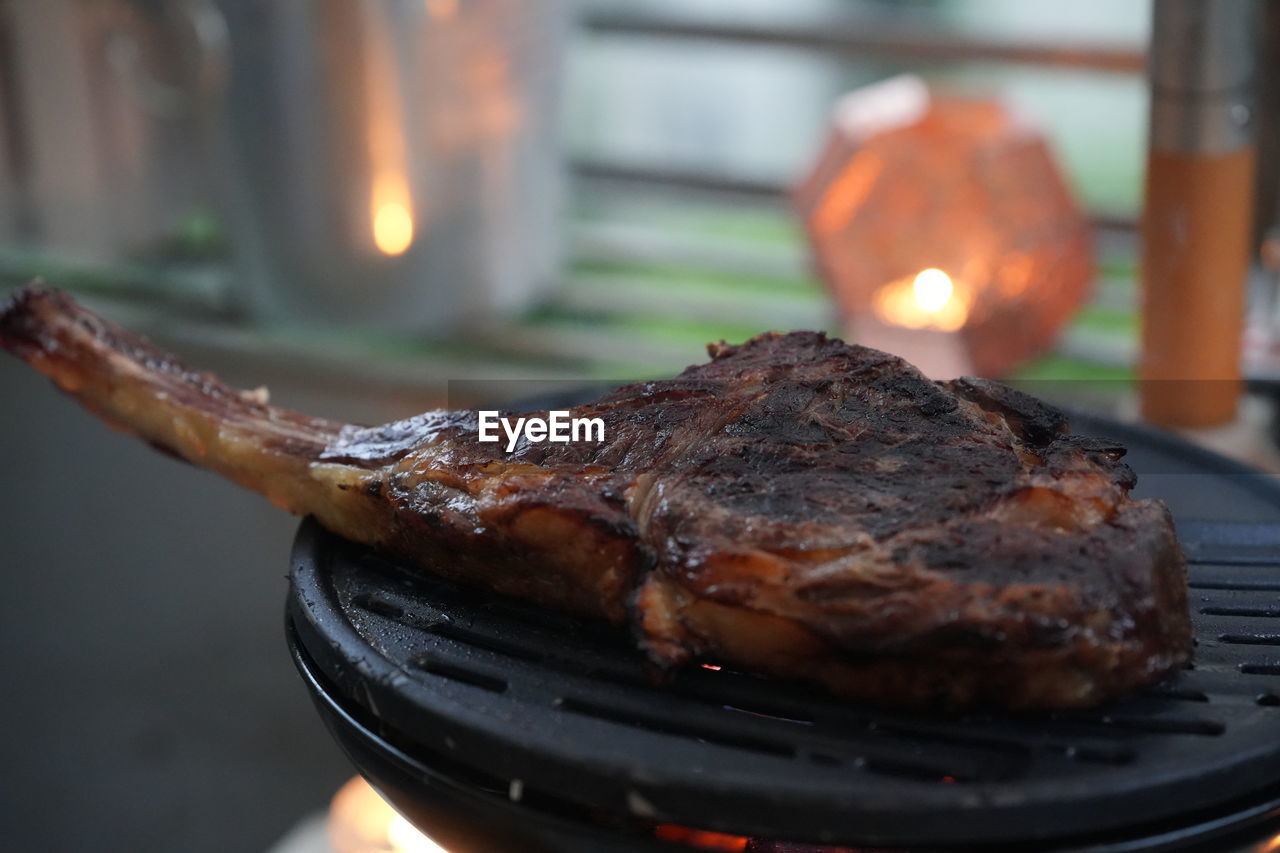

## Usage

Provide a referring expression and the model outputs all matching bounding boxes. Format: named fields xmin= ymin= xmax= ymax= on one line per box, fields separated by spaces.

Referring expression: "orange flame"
xmin=872 ymin=268 xmax=971 ymax=332
xmin=328 ymin=776 xmax=448 ymax=853
xmin=365 ymin=6 xmax=415 ymax=256
xmin=372 ymin=193 xmax=415 ymax=256
xmin=654 ymin=825 xmax=750 ymax=851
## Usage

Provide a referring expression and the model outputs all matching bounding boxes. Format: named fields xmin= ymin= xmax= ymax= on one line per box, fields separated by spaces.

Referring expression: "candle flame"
xmin=364 ymin=4 xmax=415 ymax=257
xmin=873 ymin=268 xmax=970 ymax=332
xmin=912 ymin=267 xmax=954 ymax=312
xmin=372 ymin=197 xmax=415 ymax=256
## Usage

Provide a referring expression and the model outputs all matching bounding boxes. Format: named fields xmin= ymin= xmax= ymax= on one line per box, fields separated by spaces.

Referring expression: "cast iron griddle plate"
xmin=287 ymin=413 xmax=1280 ymax=847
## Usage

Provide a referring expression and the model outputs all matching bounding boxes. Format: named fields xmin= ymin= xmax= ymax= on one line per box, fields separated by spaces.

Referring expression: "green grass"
xmin=1011 ymin=354 xmax=1135 ymax=382
xmin=1095 ymin=255 xmax=1137 ymax=281
xmin=1072 ymin=304 xmax=1138 ymax=336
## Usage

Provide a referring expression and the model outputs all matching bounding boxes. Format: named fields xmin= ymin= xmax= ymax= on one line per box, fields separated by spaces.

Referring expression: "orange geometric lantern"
xmin=793 ymin=75 xmax=1093 ymax=378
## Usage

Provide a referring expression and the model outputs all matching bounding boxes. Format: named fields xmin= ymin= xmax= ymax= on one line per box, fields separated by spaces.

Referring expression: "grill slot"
xmin=1219 ymin=633 xmax=1280 ymax=646
xmin=1191 ymin=579 xmax=1280 ymax=590
xmin=1055 ymin=714 xmax=1226 ymax=736
xmin=866 ymin=722 xmax=1036 ymax=761
xmin=584 ymin=667 xmax=651 ymax=688
xmin=552 ymin=677 xmax=1031 ymax=781
xmin=1186 ymin=553 xmax=1280 ymax=567
xmin=351 ymin=592 xmax=406 ymax=620
xmin=1239 ymin=663 xmax=1280 ymax=676
xmin=720 ymin=703 xmax=815 ymax=726
xmin=1140 ymin=686 xmax=1210 ymax=702
xmin=1058 ymin=743 xmax=1138 ymax=764
xmin=674 ymin=671 xmax=825 ymax=724
xmin=858 ymin=756 xmax=974 ymax=784
xmin=409 ymin=653 xmax=508 ymax=693
xmin=554 ymin=695 xmax=796 ymax=758
xmin=870 ymin=720 xmax=1134 ymax=765
xmin=425 ymin=622 xmax=542 ymax=661
xmin=1201 ymin=606 xmax=1280 ymax=618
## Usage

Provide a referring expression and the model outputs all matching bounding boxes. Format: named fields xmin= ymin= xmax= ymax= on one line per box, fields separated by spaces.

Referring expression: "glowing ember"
xmin=387 ymin=813 xmax=447 ymax=853
xmin=329 ymin=776 xmax=447 ymax=853
xmin=654 ymin=824 xmax=750 ymax=851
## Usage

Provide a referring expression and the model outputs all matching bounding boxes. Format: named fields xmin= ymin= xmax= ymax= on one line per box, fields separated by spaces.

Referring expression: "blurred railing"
xmin=581 ymin=11 xmax=1146 ymax=74
xmin=553 ymin=3 xmax=1148 ymax=376
xmin=0 ymin=0 xmax=1151 ymax=384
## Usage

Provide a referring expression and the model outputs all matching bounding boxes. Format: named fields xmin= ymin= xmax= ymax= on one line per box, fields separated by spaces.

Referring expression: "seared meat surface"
xmin=1 ymin=285 xmax=1191 ymax=708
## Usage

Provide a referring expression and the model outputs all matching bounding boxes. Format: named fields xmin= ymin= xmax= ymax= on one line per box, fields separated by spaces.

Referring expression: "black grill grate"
xmin=287 ymin=416 xmax=1280 ymax=850
xmin=288 ymin=525 xmax=1280 ymax=848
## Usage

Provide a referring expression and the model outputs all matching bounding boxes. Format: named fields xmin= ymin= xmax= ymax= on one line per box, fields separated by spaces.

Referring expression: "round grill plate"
xmin=287 ymin=414 xmax=1280 ymax=847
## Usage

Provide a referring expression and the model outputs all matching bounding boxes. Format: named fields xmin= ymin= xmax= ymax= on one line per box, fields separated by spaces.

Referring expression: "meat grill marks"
xmin=0 ymin=284 xmax=1192 ymax=708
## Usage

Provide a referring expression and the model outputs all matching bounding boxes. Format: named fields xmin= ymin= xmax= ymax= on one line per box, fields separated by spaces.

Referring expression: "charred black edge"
xmin=707 ymin=329 xmax=830 ymax=361
xmin=949 ymin=376 xmax=1070 ymax=446
xmin=1044 ymin=435 xmax=1138 ymax=489
xmin=1 ymin=280 xmax=201 ymax=380
xmin=0 ymin=280 xmax=53 ymax=359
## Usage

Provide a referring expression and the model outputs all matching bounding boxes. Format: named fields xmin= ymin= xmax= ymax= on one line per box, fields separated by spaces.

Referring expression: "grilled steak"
xmin=0 ymin=284 xmax=1191 ymax=708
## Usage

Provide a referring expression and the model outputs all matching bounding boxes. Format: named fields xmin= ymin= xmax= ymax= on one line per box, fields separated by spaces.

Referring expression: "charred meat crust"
xmin=948 ymin=376 xmax=1069 ymax=446
xmin=1 ymin=286 xmax=1193 ymax=708
xmin=635 ymin=500 xmax=1190 ymax=709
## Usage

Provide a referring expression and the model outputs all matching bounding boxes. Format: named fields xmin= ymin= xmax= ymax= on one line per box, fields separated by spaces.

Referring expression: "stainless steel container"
xmin=216 ymin=0 xmax=567 ymax=333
